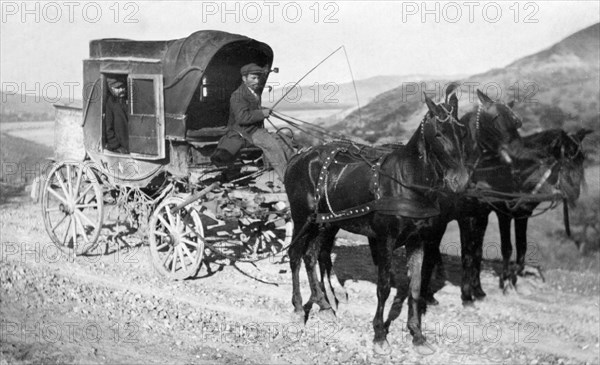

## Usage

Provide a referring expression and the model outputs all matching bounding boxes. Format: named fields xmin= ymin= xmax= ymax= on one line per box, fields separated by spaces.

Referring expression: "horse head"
xmin=419 ymin=94 xmax=470 ymax=193
xmin=556 ymin=128 xmax=592 ymax=205
xmin=462 ymin=89 xmax=524 ymax=165
xmin=519 ymin=128 xmax=591 ymax=205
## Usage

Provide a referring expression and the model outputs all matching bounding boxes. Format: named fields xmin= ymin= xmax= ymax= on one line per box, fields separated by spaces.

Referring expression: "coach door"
xmin=128 ymin=74 xmax=165 ymax=159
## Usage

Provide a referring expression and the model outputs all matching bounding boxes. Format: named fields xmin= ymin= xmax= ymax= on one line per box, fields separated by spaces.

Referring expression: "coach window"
xmin=127 ymin=75 xmax=165 ymax=159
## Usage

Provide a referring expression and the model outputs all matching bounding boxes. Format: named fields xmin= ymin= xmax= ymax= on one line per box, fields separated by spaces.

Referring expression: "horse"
xmin=284 ymin=93 xmax=470 ymax=355
xmin=316 ymin=88 xmax=528 ymax=308
xmin=421 ymin=95 xmax=590 ymax=304
xmin=415 ymin=89 xmax=528 ymax=305
xmin=470 ymin=127 xmax=592 ymax=291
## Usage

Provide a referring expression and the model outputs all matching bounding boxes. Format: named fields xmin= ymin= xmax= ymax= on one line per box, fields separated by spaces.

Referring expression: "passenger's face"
xmin=243 ymin=74 xmax=262 ymax=91
xmin=110 ymin=85 xmax=126 ymax=98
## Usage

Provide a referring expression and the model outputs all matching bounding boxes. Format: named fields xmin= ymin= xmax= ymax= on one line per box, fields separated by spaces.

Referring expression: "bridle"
xmin=419 ymin=105 xmax=466 ymax=190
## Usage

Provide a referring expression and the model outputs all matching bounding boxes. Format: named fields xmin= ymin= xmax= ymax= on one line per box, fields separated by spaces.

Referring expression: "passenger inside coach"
xmin=104 ymin=75 xmax=129 ymax=154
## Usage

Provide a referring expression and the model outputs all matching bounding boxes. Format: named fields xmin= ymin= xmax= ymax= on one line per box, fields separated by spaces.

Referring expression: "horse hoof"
xmin=318 ymin=308 xmax=337 ymax=323
xmin=520 ymin=265 xmax=545 ymax=281
xmin=473 ymin=288 xmax=487 ymax=300
xmin=290 ymin=311 xmax=306 ymax=326
xmin=373 ymin=340 xmax=391 ymax=355
xmin=502 ymin=281 xmax=516 ymax=295
xmin=461 ymin=300 xmax=476 ymax=309
xmin=425 ymin=296 xmax=439 ymax=306
xmin=414 ymin=341 xmax=436 ymax=356
xmin=333 ymin=287 xmax=349 ymax=304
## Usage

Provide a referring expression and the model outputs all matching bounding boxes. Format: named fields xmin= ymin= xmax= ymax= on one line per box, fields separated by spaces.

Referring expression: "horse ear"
xmin=507 ymin=100 xmax=515 ymax=108
xmin=477 ymin=89 xmax=494 ymax=108
xmin=445 ymin=82 xmax=460 ymax=119
xmin=574 ymin=128 xmax=593 ymax=142
xmin=445 ymin=82 xmax=459 ymax=104
xmin=424 ymin=93 xmax=440 ymax=116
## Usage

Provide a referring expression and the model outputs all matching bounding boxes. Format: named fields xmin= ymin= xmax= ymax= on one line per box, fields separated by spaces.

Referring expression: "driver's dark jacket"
xmin=218 ymin=83 xmax=265 ymax=155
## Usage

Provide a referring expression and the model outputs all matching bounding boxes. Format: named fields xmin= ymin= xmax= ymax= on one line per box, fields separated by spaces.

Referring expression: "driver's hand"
xmin=262 ymin=108 xmax=272 ymax=118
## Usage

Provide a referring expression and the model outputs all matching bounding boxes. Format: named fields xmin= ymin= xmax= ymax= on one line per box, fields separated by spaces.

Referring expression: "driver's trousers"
xmin=251 ymin=129 xmax=295 ymax=182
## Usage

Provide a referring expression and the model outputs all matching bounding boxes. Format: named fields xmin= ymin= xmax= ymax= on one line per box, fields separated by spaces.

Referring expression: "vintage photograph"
xmin=1 ymin=1 xmax=599 ymax=363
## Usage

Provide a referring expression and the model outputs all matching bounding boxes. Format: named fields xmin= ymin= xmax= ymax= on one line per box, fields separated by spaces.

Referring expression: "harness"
xmin=467 ymin=147 xmax=572 ymax=216
xmin=313 ymin=145 xmax=440 ymax=224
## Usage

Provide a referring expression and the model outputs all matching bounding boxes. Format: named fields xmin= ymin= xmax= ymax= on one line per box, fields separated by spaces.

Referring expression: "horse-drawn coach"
xmin=41 ymin=30 xmax=293 ymax=280
xmin=38 ymin=29 xmax=591 ymax=355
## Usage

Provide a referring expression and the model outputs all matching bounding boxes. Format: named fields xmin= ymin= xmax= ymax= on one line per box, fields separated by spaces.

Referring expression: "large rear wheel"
xmin=41 ymin=161 xmax=104 ymax=256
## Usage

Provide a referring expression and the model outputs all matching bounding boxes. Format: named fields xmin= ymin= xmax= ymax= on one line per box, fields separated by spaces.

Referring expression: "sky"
xmin=1 ymin=0 xmax=599 ymax=100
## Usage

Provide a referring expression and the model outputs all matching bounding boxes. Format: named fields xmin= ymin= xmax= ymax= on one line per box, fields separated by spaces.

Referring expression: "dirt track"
xmin=1 ymin=192 xmax=599 ymax=365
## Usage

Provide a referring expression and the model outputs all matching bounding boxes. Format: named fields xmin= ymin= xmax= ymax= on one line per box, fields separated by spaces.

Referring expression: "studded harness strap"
xmin=313 ymin=146 xmax=439 ymax=224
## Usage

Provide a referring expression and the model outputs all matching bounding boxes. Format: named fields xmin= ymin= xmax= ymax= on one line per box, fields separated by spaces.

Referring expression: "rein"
xmin=465 ymin=154 xmax=566 ymax=215
xmin=312 ymin=113 xmax=465 ymax=222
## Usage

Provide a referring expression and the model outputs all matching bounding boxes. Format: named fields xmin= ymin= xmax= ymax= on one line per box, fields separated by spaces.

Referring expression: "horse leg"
xmin=497 ymin=212 xmax=515 ymax=291
xmin=421 ymin=223 xmax=447 ymax=306
xmin=467 ymin=212 xmax=488 ymax=301
xmin=289 ymin=222 xmax=317 ymax=324
xmin=370 ymin=237 xmax=392 ymax=355
xmin=406 ymin=240 xmax=435 ymax=354
xmin=515 ymin=217 xmax=528 ymax=278
xmin=514 ymin=217 xmax=543 ymax=281
xmin=458 ymin=216 xmax=476 ymax=304
xmin=304 ymin=228 xmax=336 ymax=322
xmin=318 ymin=227 xmax=348 ymax=306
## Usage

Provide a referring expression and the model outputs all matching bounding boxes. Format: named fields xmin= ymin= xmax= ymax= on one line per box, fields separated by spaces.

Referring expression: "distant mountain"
xmin=333 ymin=23 xmax=600 ymax=144
xmin=263 ymin=73 xmax=466 ymax=112
xmin=465 ymin=22 xmax=599 ymax=133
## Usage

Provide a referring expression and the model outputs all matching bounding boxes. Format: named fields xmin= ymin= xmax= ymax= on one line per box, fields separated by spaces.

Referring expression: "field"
xmin=0 ymin=121 xmax=599 ymax=364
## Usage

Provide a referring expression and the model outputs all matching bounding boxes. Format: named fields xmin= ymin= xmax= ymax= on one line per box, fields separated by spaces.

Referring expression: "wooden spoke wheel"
xmin=149 ymin=196 xmax=205 ymax=280
xmin=41 ymin=161 xmax=104 ymax=256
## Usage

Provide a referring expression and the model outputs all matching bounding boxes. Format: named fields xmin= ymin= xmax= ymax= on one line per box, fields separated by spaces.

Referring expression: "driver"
xmin=211 ymin=63 xmax=294 ymax=182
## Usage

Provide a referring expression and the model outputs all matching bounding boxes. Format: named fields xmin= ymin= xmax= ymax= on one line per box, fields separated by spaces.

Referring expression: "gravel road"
xmin=1 ymin=193 xmax=599 ymax=364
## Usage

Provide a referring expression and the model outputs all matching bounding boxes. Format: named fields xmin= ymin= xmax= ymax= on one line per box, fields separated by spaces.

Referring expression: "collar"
xmin=246 ymin=85 xmax=259 ymax=99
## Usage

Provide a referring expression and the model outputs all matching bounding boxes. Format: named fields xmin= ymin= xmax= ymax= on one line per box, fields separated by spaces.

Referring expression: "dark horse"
xmin=421 ymin=95 xmax=590 ymax=304
xmin=284 ymin=94 xmax=470 ymax=354
xmin=407 ymin=89 xmax=529 ymax=305
xmin=467 ymin=127 xmax=592 ymax=292
xmin=316 ymin=89 xmax=528 ymax=309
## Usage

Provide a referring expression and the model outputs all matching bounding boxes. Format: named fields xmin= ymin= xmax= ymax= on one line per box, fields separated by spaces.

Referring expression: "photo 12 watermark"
xmin=1 ymin=1 xmax=140 ymax=24
xmin=397 ymin=320 xmax=539 ymax=346
xmin=1 ymin=160 xmax=145 ymax=185
xmin=198 ymin=320 xmax=341 ymax=344
xmin=1 ymin=241 xmax=141 ymax=265
xmin=1 ymin=320 xmax=139 ymax=344
xmin=400 ymin=1 xmax=540 ymax=24
xmin=200 ymin=1 xmax=340 ymax=24
xmin=399 ymin=81 xmax=539 ymax=104
xmin=440 ymin=240 xmax=544 ymax=266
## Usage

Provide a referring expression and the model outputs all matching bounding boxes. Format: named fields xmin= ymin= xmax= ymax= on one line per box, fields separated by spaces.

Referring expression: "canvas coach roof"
xmin=89 ymin=30 xmax=274 ymax=115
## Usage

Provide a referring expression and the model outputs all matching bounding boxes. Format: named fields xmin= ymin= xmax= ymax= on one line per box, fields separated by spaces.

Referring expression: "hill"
xmin=333 ymin=23 xmax=600 ymax=145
